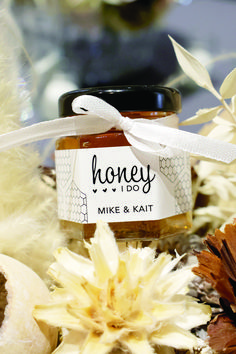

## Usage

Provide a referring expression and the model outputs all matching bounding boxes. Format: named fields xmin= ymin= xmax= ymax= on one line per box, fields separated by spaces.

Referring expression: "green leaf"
xmin=169 ymin=36 xmax=216 ymax=93
xmin=220 ymin=68 xmax=236 ymax=99
xmin=180 ymin=106 xmax=222 ymax=126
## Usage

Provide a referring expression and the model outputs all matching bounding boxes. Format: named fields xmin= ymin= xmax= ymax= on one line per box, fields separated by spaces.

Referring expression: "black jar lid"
xmin=59 ymin=85 xmax=181 ymax=117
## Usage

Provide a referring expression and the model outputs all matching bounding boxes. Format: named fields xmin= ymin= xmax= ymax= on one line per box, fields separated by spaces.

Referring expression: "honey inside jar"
xmin=55 ymin=86 xmax=192 ymax=242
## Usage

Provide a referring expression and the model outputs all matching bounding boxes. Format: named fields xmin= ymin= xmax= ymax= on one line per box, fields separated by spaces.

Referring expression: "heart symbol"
xmin=93 ymin=189 xmax=97 ymax=193
xmin=103 ymin=188 xmax=107 ymax=192
xmin=112 ymin=188 xmax=116 ymax=192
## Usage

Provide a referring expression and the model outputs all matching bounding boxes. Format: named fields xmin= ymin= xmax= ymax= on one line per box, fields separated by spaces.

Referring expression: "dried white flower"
xmin=169 ymin=36 xmax=236 ymax=232
xmin=169 ymin=36 xmax=236 ymax=134
xmin=34 ymin=221 xmax=211 ymax=354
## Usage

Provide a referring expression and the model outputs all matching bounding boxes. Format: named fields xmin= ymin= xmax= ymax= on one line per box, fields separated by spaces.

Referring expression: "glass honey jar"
xmin=55 ymin=85 xmax=192 ymax=242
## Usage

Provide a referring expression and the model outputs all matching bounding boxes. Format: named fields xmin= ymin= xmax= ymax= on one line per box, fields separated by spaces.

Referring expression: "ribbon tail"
xmin=0 ymin=114 xmax=113 ymax=152
xmin=126 ymin=122 xmax=236 ymax=164
xmin=0 ymin=117 xmax=73 ymax=152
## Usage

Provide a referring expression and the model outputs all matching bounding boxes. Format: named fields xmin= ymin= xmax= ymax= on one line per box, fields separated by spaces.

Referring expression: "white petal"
xmin=68 ymin=305 xmax=104 ymax=332
xmin=125 ymin=311 xmax=154 ymax=330
xmin=53 ymin=247 xmax=95 ymax=282
xmin=142 ymin=253 xmax=172 ymax=284
xmin=122 ymin=246 xmax=155 ymax=282
xmin=48 ymin=263 xmax=91 ymax=306
xmin=151 ymin=301 xmax=185 ymax=322
xmin=81 ymin=332 xmax=114 ymax=354
xmin=53 ymin=330 xmax=86 ymax=354
xmin=34 ymin=303 xmax=84 ymax=331
xmin=174 ymin=299 xmax=211 ymax=330
xmin=151 ymin=324 xmax=198 ymax=349
xmin=156 ymin=267 xmax=194 ymax=299
xmin=123 ymin=334 xmax=155 ymax=354
xmin=89 ymin=220 xmax=119 ymax=282
xmin=159 ymin=253 xmax=184 ymax=277
xmin=100 ymin=326 xmax=130 ymax=344
xmin=50 ymin=288 xmax=74 ymax=303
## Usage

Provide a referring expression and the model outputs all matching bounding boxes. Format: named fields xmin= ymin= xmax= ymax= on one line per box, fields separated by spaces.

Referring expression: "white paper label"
xmin=55 ymin=146 xmax=192 ymax=224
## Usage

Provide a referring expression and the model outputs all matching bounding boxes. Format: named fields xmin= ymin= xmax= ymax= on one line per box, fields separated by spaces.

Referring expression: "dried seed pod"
xmin=0 ymin=254 xmax=58 ymax=353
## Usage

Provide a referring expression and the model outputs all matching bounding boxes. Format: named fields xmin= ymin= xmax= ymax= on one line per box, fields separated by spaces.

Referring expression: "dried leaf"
xmin=217 ymin=223 xmax=236 ymax=282
xmin=193 ymin=221 xmax=236 ymax=332
xmin=169 ymin=36 xmax=216 ymax=93
xmin=207 ymin=124 xmax=234 ymax=142
xmin=232 ymin=95 xmax=236 ymax=114
xmin=205 ymin=231 xmax=226 ymax=257
xmin=208 ymin=314 xmax=236 ymax=353
xmin=193 ymin=247 xmax=235 ymax=304
xmin=213 ymin=116 xmax=235 ymax=126
xmin=180 ymin=106 xmax=222 ymax=126
xmin=220 ymin=68 xmax=236 ymax=99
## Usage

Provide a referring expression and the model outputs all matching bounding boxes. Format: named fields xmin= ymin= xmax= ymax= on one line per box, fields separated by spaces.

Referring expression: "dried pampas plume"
xmin=0 ymin=4 xmax=65 ymax=281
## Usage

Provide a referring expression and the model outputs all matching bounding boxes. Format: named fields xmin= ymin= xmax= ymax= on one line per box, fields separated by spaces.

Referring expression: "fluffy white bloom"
xmin=34 ymin=221 xmax=211 ymax=354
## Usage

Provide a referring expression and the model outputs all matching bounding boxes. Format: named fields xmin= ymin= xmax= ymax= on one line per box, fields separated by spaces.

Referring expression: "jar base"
xmin=60 ymin=211 xmax=192 ymax=244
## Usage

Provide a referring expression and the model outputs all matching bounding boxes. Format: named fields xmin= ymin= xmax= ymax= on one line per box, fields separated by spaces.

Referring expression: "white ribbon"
xmin=1 ymin=94 xmax=236 ymax=163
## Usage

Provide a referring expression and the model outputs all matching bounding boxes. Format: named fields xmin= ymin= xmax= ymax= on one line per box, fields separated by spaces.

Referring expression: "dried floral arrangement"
xmin=169 ymin=36 xmax=236 ymax=235
xmin=1 ymin=2 xmax=236 ymax=354
xmin=168 ymin=37 xmax=236 ymax=353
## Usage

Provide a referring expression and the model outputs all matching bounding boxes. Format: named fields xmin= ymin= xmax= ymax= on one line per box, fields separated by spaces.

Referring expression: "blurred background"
xmin=8 ymin=0 xmax=236 ymax=165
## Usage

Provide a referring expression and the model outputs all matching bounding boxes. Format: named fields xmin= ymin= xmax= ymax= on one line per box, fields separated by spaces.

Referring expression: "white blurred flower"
xmin=62 ymin=0 xmax=137 ymax=9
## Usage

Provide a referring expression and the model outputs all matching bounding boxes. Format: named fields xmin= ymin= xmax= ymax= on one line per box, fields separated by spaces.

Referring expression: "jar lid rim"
xmin=59 ymin=85 xmax=182 ymax=116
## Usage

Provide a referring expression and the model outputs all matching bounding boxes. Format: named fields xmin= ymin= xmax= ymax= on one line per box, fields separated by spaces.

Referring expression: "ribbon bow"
xmin=0 ymin=94 xmax=236 ymax=163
